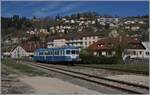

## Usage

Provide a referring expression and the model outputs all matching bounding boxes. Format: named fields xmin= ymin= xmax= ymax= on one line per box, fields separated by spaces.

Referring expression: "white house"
xmin=82 ymin=35 xmax=99 ymax=48
xmin=11 ymin=46 xmax=28 ymax=58
xmin=122 ymin=38 xmax=146 ymax=60
xmin=54 ymin=39 xmax=66 ymax=47
xmin=10 ymin=41 xmax=46 ymax=59
xmin=142 ymin=42 xmax=150 ymax=59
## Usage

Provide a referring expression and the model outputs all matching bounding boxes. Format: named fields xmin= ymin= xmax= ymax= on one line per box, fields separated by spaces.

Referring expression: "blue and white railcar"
xmin=33 ymin=46 xmax=80 ymax=63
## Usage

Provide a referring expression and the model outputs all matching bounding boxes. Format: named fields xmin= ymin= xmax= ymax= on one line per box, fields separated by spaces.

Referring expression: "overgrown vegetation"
xmin=79 ymin=48 xmax=148 ymax=75
xmin=79 ymin=48 xmax=120 ymax=64
xmin=2 ymin=58 xmax=46 ymax=75
xmin=80 ymin=54 xmax=119 ymax=64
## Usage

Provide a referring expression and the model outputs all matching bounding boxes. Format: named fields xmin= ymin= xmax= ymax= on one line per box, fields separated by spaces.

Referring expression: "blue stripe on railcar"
xmin=34 ymin=55 xmax=72 ymax=62
xmin=46 ymin=56 xmax=65 ymax=62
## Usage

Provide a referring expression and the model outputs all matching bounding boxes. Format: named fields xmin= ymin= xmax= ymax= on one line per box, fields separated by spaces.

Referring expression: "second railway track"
xmin=28 ymin=62 xmax=149 ymax=94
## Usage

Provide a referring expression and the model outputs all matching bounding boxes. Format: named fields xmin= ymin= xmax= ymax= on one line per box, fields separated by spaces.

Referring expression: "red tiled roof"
xmin=21 ymin=41 xmax=46 ymax=52
xmin=89 ymin=38 xmax=114 ymax=51
xmin=89 ymin=37 xmax=145 ymax=51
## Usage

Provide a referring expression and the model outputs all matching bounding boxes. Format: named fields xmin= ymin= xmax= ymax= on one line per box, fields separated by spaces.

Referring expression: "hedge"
xmin=79 ymin=54 xmax=119 ymax=64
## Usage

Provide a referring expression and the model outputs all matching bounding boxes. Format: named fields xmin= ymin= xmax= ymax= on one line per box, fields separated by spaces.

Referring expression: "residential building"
xmin=89 ymin=38 xmax=116 ymax=57
xmin=10 ymin=41 xmax=46 ymax=58
xmin=123 ymin=38 xmax=146 ymax=60
xmin=11 ymin=46 xmax=28 ymax=58
xmin=47 ymin=32 xmax=101 ymax=48
xmin=89 ymin=37 xmax=146 ymax=59
xmin=142 ymin=42 xmax=150 ymax=59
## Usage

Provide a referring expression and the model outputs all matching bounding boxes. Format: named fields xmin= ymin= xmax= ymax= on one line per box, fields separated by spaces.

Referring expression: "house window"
xmin=85 ymin=42 xmax=87 ymax=45
xmin=133 ymin=51 xmax=136 ymax=55
xmin=98 ymin=52 xmax=102 ymax=56
xmin=108 ymin=51 xmax=112 ymax=55
xmin=146 ymin=52 xmax=149 ymax=56
xmin=139 ymin=51 xmax=142 ymax=55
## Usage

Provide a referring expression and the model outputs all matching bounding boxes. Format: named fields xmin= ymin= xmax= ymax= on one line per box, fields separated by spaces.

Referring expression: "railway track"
xmin=28 ymin=62 xmax=149 ymax=94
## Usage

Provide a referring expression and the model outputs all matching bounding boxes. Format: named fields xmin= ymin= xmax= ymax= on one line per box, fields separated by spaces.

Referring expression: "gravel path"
xmin=105 ymin=75 xmax=149 ymax=87
xmin=33 ymin=63 xmax=149 ymax=87
xmin=19 ymin=76 xmax=100 ymax=94
xmin=34 ymin=64 xmax=135 ymax=77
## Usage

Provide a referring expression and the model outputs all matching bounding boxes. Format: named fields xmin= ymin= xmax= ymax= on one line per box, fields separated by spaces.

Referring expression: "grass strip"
xmin=79 ymin=63 xmax=149 ymax=75
xmin=2 ymin=58 xmax=46 ymax=75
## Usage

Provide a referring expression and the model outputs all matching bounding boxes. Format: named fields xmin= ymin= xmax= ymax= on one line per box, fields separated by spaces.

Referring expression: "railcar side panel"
xmin=33 ymin=46 xmax=80 ymax=63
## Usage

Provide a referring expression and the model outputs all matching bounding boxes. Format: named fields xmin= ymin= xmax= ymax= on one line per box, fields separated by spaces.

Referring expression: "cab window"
xmin=71 ymin=50 xmax=76 ymax=54
xmin=76 ymin=50 xmax=79 ymax=54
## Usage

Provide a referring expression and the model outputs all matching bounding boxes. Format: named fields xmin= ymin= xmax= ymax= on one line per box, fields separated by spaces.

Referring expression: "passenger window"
xmin=54 ymin=51 xmax=56 ymax=55
xmin=47 ymin=51 xmax=51 ymax=55
xmin=62 ymin=50 xmax=64 ymax=55
xmin=45 ymin=51 xmax=49 ymax=55
xmin=72 ymin=50 xmax=76 ymax=54
xmin=56 ymin=50 xmax=59 ymax=55
xmin=50 ymin=51 xmax=52 ymax=55
xmin=40 ymin=52 xmax=43 ymax=55
xmin=66 ymin=50 xmax=70 ymax=54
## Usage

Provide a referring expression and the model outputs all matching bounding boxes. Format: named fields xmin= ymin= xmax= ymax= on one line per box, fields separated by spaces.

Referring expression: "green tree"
xmin=80 ymin=48 xmax=93 ymax=55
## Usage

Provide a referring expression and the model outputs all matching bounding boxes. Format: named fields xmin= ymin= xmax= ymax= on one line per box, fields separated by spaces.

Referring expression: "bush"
xmin=79 ymin=54 xmax=119 ymax=64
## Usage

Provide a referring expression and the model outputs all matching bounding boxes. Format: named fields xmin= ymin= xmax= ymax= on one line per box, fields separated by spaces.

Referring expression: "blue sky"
xmin=1 ymin=1 xmax=149 ymax=18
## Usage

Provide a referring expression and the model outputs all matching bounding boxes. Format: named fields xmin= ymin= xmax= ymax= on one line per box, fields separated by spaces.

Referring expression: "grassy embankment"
xmin=79 ymin=63 xmax=149 ymax=75
xmin=2 ymin=58 xmax=46 ymax=75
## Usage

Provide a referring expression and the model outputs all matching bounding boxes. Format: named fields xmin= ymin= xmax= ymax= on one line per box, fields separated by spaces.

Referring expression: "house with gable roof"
xmin=89 ymin=37 xmax=146 ymax=60
xmin=10 ymin=41 xmax=46 ymax=58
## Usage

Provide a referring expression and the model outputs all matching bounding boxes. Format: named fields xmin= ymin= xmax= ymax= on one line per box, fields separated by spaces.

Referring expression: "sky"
xmin=1 ymin=1 xmax=149 ymax=18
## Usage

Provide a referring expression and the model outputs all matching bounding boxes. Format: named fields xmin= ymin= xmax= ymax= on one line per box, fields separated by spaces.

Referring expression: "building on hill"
xmin=47 ymin=32 xmax=101 ymax=48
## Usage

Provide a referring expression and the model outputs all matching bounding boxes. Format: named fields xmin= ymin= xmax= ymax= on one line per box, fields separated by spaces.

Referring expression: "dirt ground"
xmin=1 ymin=64 xmax=34 ymax=94
xmin=1 ymin=64 xmax=100 ymax=94
xmin=19 ymin=76 xmax=99 ymax=94
xmin=2 ymin=62 xmax=149 ymax=94
xmin=105 ymin=74 xmax=149 ymax=87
